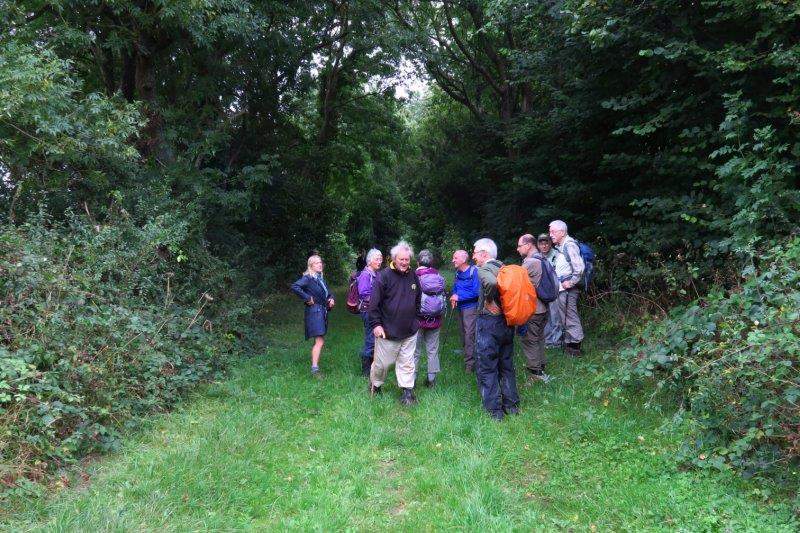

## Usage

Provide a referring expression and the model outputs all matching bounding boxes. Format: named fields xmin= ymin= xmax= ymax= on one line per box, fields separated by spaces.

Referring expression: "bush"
xmin=0 ymin=214 xmax=254 ymax=490
xmin=605 ymin=238 xmax=800 ymax=483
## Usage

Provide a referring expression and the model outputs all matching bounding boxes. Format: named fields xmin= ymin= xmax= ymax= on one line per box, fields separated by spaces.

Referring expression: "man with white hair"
xmin=450 ymin=249 xmax=480 ymax=372
xmin=472 ymin=238 xmax=520 ymax=420
xmin=367 ymin=241 xmax=422 ymax=405
xmin=549 ymin=220 xmax=585 ymax=356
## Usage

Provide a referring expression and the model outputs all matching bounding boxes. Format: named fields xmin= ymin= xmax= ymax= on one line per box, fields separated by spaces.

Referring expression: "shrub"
xmin=605 ymin=237 xmax=800 ymax=482
xmin=0 ymin=214 xmax=254 ymax=490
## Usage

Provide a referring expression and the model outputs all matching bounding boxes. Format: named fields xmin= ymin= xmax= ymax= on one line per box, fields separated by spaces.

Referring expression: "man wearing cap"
xmin=537 ymin=234 xmax=570 ymax=348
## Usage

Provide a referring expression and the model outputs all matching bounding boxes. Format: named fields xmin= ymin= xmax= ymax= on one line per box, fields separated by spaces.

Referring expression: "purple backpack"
xmin=418 ymin=272 xmax=445 ymax=317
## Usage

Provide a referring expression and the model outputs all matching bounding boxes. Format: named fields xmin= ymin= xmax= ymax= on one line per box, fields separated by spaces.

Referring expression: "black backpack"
xmin=536 ymin=256 xmax=558 ymax=304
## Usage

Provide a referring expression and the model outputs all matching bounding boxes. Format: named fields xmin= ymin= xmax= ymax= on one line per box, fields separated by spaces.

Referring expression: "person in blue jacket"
xmin=291 ymin=255 xmax=335 ymax=377
xmin=449 ymin=249 xmax=480 ymax=372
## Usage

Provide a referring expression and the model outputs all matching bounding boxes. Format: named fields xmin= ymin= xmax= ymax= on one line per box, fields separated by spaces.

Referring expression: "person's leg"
xmin=396 ymin=332 xmax=418 ymax=391
xmin=370 ymin=337 xmax=399 ymax=388
xmin=413 ymin=329 xmax=425 ymax=383
xmin=457 ymin=308 xmax=466 ymax=347
xmin=425 ymin=328 xmax=441 ymax=383
xmin=564 ymin=288 xmax=585 ymax=354
xmin=498 ymin=325 xmax=520 ymax=412
xmin=519 ymin=316 xmax=539 ymax=373
xmin=557 ymin=291 xmax=568 ymax=349
xmin=311 ymin=336 xmax=324 ymax=369
xmin=522 ymin=313 xmax=548 ymax=374
xmin=545 ymin=300 xmax=563 ymax=347
xmin=463 ymin=307 xmax=477 ymax=371
xmin=475 ymin=315 xmax=503 ymax=419
xmin=360 ymin=312 xmax=375 ymax=374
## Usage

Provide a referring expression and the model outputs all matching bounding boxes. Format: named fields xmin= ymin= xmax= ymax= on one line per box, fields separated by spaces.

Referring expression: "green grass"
xmin=1 ymin=292 xmax=796 ymax=531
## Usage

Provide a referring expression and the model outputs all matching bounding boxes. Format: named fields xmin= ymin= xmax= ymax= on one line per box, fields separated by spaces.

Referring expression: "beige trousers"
xmin=370 ymin=333 xmax=418 ymax=389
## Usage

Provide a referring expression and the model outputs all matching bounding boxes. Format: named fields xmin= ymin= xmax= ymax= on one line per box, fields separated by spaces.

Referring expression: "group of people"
xmin=291 ymin=220 xmax=586 ymax=420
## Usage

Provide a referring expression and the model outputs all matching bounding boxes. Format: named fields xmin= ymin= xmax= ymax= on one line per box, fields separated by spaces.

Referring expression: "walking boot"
xmin=369 ymin=382 xmax=382 ymax=397
xmin=566 ymin=342 xmax=582 ymax=357
xmin=399 ymin=388 xmax=417 ymax=406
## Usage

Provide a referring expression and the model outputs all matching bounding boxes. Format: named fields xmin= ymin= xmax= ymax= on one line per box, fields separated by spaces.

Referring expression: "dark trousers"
xmin=475 ymin=314 xmax=520 ymax=417
xmin=360 ymin=311 xmax=375 ymax=360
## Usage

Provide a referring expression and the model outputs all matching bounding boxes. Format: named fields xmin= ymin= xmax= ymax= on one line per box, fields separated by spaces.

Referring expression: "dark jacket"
xmin=291 ymin=274 xmax=332 ymax=339
xmin=291 ymin=273 xmax=331 ymax=304
xmin=368 ymin=263 xmax=421 ymax=340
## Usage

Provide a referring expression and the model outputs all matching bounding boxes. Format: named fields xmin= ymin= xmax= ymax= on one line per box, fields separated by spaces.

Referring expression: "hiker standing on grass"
xmin=291 ymin=255 xmax=335 ymax=378
xmin=517 ymin=234 xmax=552 ymax=383
xmin=473 ymin=238 xmax=520 ymax=421
xmin=356 ymin=248 xmax=382 ymax=376
xmin=414 ymin=249 xmax=446 ymax=388
xmin=549 ymin=220 xmax=585 ymax=356
xmin=450 ymin=249 xmax=480 ymax=372
xmin=538 ymin=234 xmax=570 ymax=347
xmin=368 ymin=241 xmax=421 ymax=406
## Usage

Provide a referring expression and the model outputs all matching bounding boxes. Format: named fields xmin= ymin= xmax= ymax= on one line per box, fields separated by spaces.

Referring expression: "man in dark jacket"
xmin=368 ymin=241 xmax=422 ymax=405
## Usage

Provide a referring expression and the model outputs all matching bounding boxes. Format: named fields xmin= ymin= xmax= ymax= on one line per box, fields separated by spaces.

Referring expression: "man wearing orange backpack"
xmin=472 ymin=238 xmax=522 ymax=421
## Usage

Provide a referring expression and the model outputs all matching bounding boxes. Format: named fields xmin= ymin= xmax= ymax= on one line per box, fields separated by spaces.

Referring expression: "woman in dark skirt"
xmin=291 ymin=255 xmax=335 ymax=377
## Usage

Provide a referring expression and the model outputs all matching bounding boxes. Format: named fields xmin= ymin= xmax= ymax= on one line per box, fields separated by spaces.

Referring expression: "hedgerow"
xmin=605 ymin=238 xmax=800 ymax=483
xmin=0 ymin=214 xmax=255 ymax=491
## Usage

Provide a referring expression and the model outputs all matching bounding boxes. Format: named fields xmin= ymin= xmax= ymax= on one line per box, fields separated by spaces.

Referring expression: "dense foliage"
xmin=0 ymin=215 xmax=253 ymax=490
xmin=605 ymin=239 xmax=800 ymax=482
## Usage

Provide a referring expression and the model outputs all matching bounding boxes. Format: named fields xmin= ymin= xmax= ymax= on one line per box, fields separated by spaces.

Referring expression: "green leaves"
xmin=609 ymin=237 xmax=800 ymax=483
xmin=0 ymin=215 xmax=254 ymax=487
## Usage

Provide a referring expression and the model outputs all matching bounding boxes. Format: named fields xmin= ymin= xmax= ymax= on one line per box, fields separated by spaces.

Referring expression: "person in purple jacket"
xmin=413 ymin=250 xmax=446 ymax=388
xmin=449 ymin=249 xmax=480 ymax=372
xmin=356 ymin=248 xmax=383 ymax=376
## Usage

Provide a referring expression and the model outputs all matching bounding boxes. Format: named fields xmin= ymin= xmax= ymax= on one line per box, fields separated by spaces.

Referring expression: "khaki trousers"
xmin=370 ymin=333 xmax=418 ymax=389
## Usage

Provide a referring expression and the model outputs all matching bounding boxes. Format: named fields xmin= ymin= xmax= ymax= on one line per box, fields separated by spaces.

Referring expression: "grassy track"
xmin=2 ymin=292 xmax=796 ymax=531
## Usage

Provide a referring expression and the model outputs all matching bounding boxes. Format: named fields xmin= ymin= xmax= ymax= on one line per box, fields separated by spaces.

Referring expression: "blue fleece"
xmin=453 ymin=264 xmax=480 ymax=310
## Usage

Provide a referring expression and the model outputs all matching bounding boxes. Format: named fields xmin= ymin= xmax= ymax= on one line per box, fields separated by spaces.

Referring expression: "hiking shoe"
xmin=311 ymin=368 xmax=323 ymax=379
xmin=425 ymin=378 xmax=436 ymax=388
xmin=369 ymin=382 xmax=382 ymax=397
xmin=489 ymin=411 xmax=504 ymax=422
xmin=400 ymin=388 xmax=417 ymax=406
xmin=504 ymin=406 xmax=520 ymax=415
xmin=566 ymin=342 xmax=583 ymax=357
xmin=527 ymin=372 xmax=552 ymax=384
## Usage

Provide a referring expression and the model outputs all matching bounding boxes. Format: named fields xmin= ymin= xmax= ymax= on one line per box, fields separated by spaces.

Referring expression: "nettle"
xmin=607 ymin=238 xmax=800 ymax=482
xmin=0 ymin=216 xmax=254 ymax=492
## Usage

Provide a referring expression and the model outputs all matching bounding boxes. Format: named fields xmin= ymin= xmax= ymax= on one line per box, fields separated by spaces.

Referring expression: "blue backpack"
xmin=535 ymin=256 xmax=558 ymax=304
xmin=563 ymin=239 xmax=596 ymax=291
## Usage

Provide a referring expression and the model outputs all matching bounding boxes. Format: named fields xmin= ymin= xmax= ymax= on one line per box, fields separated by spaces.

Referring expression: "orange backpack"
xmin=496 ymin=264 xmax=537 ymax=326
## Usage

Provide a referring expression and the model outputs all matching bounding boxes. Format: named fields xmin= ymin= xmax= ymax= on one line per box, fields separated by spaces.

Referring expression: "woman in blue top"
xmin=291 ymin=255 xmax=335 ymax=377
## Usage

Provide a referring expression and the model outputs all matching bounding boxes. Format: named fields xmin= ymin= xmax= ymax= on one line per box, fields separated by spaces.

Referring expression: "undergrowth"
xmin=0 ymin=214 xmax=256 ymax=496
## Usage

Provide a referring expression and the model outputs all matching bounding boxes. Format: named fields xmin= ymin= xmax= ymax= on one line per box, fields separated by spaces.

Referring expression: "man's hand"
xmin=306 ymin=297 xmax=315 ymax=306
xmin=449 ymin=293 xmax=459 ymax=309
xmin=373 ymin=325 xmax=386 ymax=339
xmin=561 ymin=280 xmax=572 ymax=290
xmin=486 ymin=301 xmax=501 ymax=315
xmin=327 ymin=298 xmax=335 ymax=309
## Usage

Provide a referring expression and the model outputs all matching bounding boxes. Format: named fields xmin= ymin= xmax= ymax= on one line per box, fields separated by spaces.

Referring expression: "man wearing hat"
xmin=536 ymin=234 xmax=568 ymax=347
